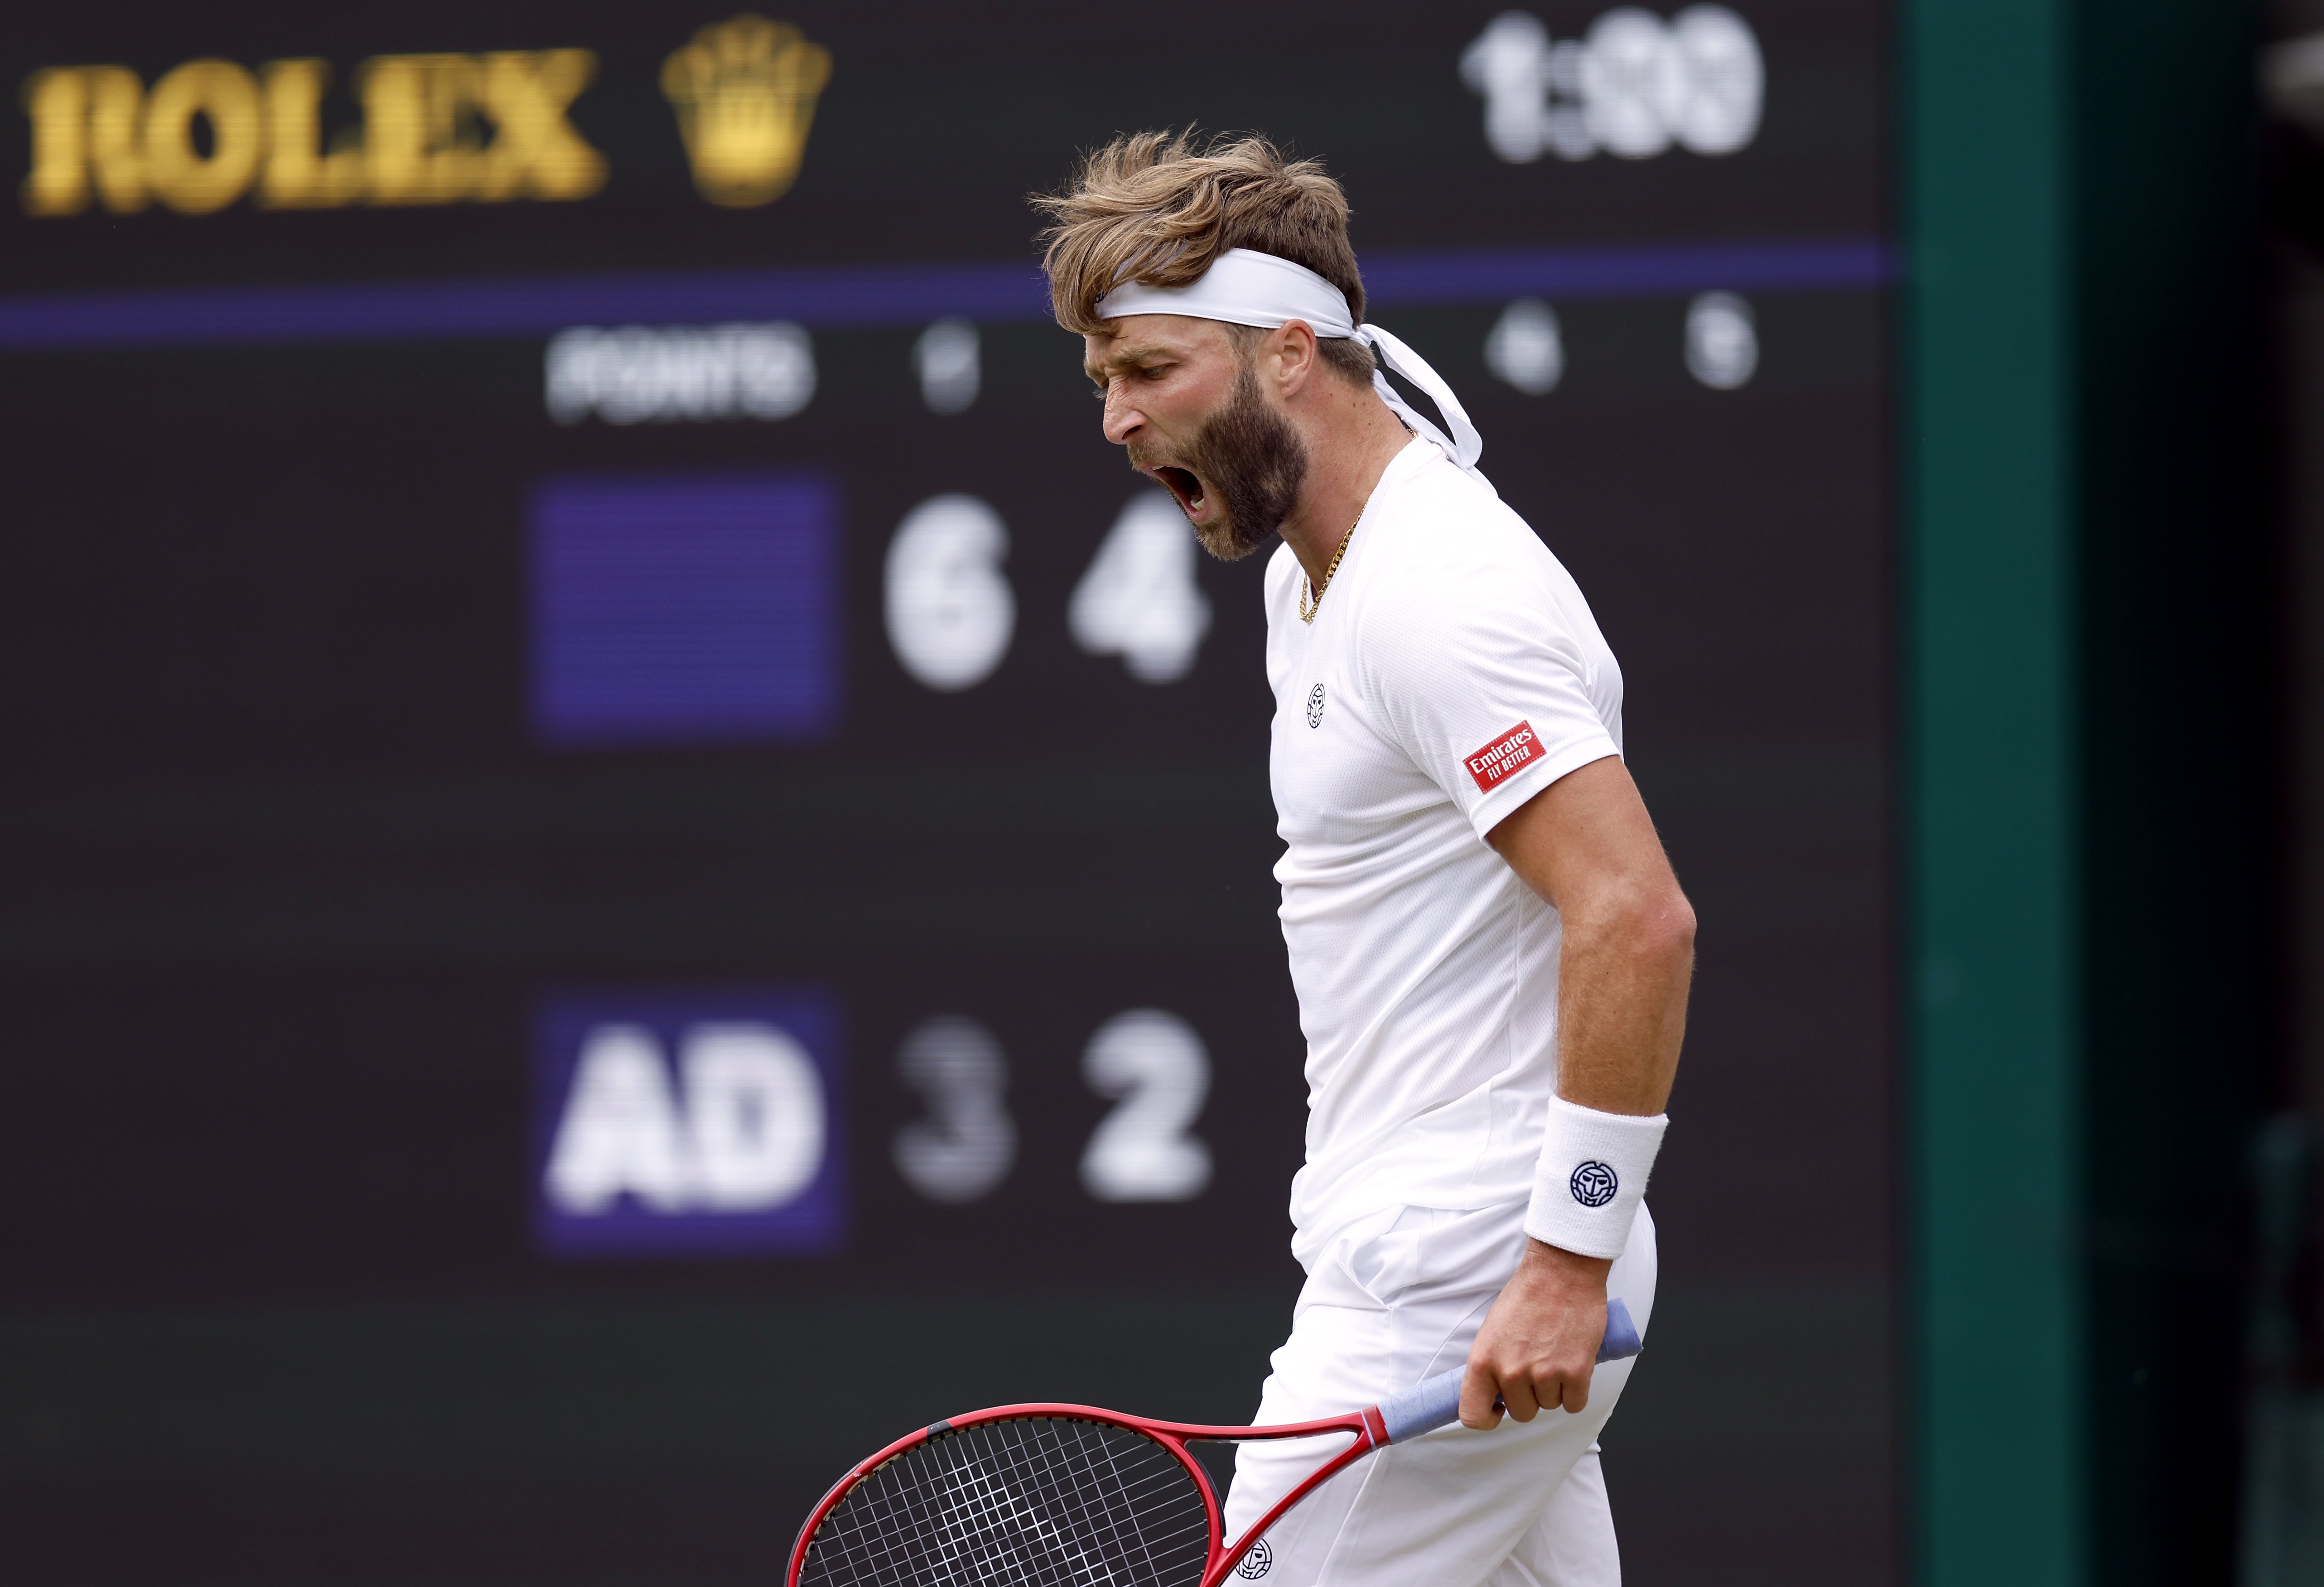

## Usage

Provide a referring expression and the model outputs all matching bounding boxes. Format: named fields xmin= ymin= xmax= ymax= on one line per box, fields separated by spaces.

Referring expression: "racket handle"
xmin=1376 ymin=1296 xmax=1643 ymax=1444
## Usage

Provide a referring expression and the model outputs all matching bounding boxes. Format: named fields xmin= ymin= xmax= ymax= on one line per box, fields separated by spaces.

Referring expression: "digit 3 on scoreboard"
xmin=886 ymin=1008 xmax=1216 ymax=1208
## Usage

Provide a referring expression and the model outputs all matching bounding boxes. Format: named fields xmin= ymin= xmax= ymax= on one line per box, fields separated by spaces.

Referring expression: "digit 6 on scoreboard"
xmin=884 ymin=493 xmax=1015 ymax=691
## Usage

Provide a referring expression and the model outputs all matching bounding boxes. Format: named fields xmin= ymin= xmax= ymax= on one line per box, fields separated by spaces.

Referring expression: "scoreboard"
xmin=0 ymin=1 xmax=1890 ymax=1579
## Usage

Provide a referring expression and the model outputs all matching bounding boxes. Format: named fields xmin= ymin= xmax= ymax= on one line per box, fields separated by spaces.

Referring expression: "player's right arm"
xmin=1461 ymin=755 xmax=1695 ymax=1428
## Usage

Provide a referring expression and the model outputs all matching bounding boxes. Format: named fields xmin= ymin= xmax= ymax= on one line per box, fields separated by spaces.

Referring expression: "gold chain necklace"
xmin=1299 ymin=519 xmax=1359 ymax=624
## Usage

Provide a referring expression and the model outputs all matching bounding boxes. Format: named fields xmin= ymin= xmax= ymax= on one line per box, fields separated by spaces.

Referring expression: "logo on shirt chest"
xmin=1463 ymin=720 xmax=1539 ymax=792
xmin=1306 ymin=684 xmax=1326 ymax=729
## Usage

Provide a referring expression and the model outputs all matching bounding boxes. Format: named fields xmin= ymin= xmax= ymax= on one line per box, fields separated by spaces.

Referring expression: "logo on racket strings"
xmin=1236 ymin=1536 xmax=1274 ymax=1578
xmin=1569 ymin=1160 xmax=1618 ymax=1208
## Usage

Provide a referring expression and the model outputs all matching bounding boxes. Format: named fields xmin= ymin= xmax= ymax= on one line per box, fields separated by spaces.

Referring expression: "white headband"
xmin=1095 ymin=248 xmax=1487 ymax=480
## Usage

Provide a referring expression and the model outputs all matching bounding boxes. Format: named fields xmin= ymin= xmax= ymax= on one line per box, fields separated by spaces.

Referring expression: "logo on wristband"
xmin=1570 ymin=1160 xmax=1618 ymax=1208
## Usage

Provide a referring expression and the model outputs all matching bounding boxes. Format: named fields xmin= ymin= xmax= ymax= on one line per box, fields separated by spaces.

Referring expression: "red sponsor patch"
xmin=1463 ymin=721 xmax=1541 ymax=793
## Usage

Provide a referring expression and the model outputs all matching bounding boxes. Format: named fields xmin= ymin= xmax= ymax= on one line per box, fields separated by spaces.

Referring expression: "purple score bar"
xmin=0 ymin=239 xmax=1890 ymax=353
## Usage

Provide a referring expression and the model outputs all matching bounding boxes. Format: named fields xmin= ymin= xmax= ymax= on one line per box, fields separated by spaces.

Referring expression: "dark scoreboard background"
xmin=0 ymin=3 xmax=1891 ymax=1583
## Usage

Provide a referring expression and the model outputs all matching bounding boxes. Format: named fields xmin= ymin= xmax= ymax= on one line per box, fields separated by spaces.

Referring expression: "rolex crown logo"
xmin=662 ymin=15 xmax=830 ymax=208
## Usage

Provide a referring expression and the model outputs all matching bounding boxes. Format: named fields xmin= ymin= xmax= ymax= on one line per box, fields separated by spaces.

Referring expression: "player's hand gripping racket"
xmin=786 ymin=1297 xmax=1643 ymax=1587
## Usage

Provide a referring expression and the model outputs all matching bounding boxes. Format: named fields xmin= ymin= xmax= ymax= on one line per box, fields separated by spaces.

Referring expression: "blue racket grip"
xmin=1376 ymin=1297 xmax=1642 ymax=1444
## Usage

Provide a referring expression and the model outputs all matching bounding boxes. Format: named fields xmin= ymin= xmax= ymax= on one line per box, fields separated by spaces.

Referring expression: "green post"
xmin=1907 ymin=0 xmax=2263 ymax=1579
xmin=1903 ymin=0 xmax=2084 ymax=1582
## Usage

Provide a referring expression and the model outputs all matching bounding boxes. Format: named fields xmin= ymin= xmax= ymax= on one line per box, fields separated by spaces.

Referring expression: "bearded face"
xmin=1134 ymin=363 xmax=1311 ymax=561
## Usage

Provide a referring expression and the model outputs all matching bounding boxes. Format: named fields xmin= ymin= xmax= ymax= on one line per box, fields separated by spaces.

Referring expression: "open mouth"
xmin=1152 ymin=465 xmax=1208 ymax=519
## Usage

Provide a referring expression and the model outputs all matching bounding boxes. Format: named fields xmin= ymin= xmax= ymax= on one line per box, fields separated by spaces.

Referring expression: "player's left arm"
xmin=1460 ymin=753 xmax=1695 ymax=1428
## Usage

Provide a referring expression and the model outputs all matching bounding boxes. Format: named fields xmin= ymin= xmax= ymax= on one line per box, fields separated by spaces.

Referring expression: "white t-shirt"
xmin=1266 ymin=437 xmax=1624 ymax=1271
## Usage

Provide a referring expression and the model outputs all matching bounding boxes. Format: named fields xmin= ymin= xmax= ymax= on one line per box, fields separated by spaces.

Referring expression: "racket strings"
xmin=799 ymin=1416 xmax=1213 ymax=1587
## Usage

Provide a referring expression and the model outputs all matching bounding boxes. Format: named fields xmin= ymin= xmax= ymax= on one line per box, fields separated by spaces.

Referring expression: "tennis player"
xmin=1038 ymin=134 xmax=1695 ymax=1584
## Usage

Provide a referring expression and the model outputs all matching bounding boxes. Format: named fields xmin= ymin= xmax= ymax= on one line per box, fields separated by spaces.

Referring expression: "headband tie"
xmin=1096 ymin=248 xmax=1487 ymax=482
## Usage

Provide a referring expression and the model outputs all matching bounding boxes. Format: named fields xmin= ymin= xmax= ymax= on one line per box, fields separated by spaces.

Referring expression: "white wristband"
xmin=1523 ymin=1095 xmax=1668 ymax=1259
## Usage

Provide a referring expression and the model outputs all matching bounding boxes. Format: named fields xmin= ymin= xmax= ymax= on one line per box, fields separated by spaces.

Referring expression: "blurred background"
xmin=0 ymin=1 xmax=2308 ymax=1583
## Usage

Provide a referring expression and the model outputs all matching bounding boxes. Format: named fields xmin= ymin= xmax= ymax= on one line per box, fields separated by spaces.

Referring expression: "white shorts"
xmin=1221 ymin=1199 xmax=1657 ymax=1587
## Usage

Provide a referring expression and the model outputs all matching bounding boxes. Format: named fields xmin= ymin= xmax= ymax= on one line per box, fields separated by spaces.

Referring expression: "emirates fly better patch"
xmin=1463 ymin=720 xmax=1541 ymax=793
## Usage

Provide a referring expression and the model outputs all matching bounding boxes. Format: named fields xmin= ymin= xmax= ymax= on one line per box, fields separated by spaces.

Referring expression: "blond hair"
xmin=1033 ymin=131 xmax=1377 ymax=385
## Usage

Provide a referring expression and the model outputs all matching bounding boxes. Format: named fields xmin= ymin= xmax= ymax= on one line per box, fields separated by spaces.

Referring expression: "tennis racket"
xmin=786 ymin=1296 xmax=1643 ymax=1587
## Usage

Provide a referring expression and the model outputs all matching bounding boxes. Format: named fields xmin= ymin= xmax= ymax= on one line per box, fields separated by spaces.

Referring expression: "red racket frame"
xmin=785 ymin=1397 xmax=1394 ymax=1587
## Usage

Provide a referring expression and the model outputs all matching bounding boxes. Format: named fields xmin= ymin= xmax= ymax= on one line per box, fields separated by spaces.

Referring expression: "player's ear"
xmin=1273 ymin=320 xmax=1319 ymax=397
